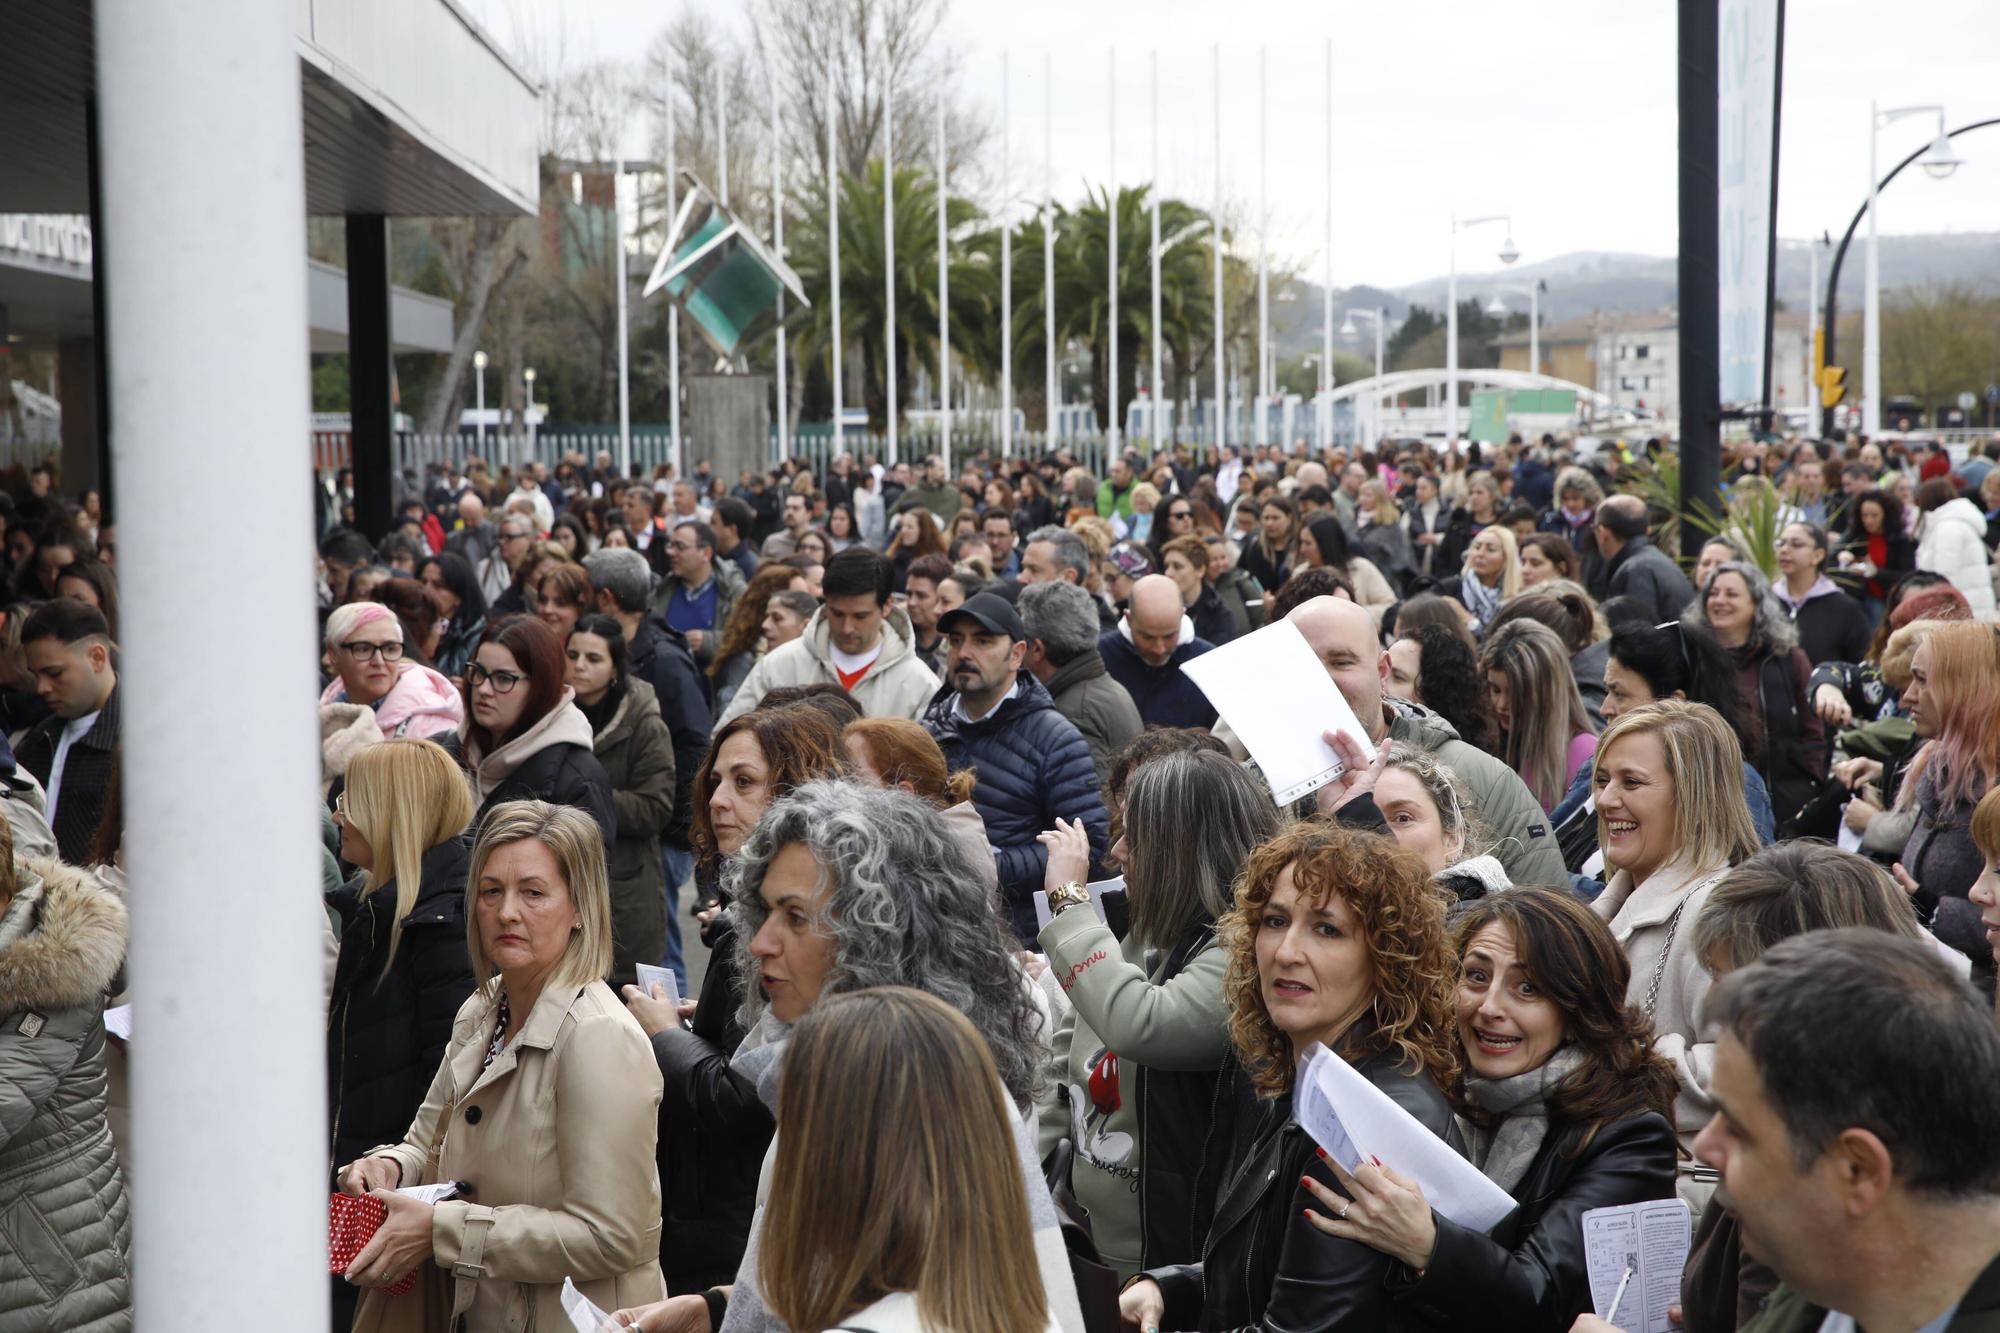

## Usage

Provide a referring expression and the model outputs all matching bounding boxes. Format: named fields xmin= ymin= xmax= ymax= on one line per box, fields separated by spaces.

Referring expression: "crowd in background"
xmin=6 ymin=424 xmax=2000 ymax=1332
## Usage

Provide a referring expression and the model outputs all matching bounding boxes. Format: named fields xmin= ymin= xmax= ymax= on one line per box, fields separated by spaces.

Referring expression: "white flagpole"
xmin=717 ymin=69 xmax=728 ymax=205
xmin=1322 ymin=38 xmax=1333 ymax=452
xmin=1211 ymin=44 xmax=1223 ymax=455
xmin=1150 ymin=47 xmax=1161 ymax=456
xmin=1044 ymin=52 xmax=1056 ymax=451
xmin=1256 ymin=45 xmax=1268 ymax=450
xmin=1001 ymin=53 xmax=1013 ymax=459
xmin=828 ymin=70 xmax=843 ymax=459
xmin=1107 ymin=46 xmax=1118 ymax=457
xmin=615 ymin=158 xmax=630 ymax=479
xmin=667 ymin=51 xmax=682 ymax=478
xmin=770 ymin=84 xmax=788 ymax=463
xmin=885 ymin=73 xmax=898 ymax=465
xmin=936 ymin=77 xmax=950 ymax=476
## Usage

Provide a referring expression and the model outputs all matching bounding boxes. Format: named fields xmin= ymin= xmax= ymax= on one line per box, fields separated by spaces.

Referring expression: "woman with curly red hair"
xmin=1121 ymin=822 xmax=1460 ymax=1333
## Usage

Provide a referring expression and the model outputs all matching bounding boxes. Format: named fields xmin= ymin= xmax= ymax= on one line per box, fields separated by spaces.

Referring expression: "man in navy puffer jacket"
xmin=924 ymin=594 xmax=1110 ymax=943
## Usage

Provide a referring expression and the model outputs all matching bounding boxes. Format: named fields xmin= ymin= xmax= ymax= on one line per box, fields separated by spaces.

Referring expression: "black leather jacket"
xmin=1147 ymin=1039 xmax=1456 ymax=1332
xmin=1391 ymin=1111 xmax=1678 ymax=1331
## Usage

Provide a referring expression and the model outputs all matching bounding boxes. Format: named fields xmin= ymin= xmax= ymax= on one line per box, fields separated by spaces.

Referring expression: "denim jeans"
xmin=660 ymin=844 xmax=695 ymax=989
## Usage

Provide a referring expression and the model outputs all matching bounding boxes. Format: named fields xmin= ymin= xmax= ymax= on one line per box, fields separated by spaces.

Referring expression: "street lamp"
xmin=1340 ymin=307 xmax=1388 ymax=448
xmin=522 ymin=366 xmax=537 ymax=470
xmin=472 ymin=349 xmax=488 ymax=456
xmin=1866 ymin=103 xmax=1960 ymax=436
xmin=1484 ymin=280 xmax=1546 ymax=378
xmin=1449 ymin=213 xmax=1518 ymax=445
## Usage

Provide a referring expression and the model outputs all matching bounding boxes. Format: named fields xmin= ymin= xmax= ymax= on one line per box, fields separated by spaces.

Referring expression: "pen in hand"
xmin=1605 ymin=1264 xmax=1634 ymax=1325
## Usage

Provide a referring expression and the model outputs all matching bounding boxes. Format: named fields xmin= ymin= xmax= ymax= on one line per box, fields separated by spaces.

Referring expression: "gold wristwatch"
xmin=1046 ymin=880 xmax=1091 ymax=917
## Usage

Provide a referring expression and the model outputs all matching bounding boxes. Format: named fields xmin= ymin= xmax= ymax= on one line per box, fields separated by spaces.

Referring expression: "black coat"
xmin=1605 ymin=537 xmax=1696 ymax=623
xmin=649 ymin=910 xmax=772 ymax=1294
xmin=1188 ymin=582 xmax=1243 ymax=646
xmin=629 ymin=617 xmax=713 ymax=852
xmin=1782 ymin=587 xmax=1873 ymax=667
xmin=1390 ymin=1112 xmax=1678 ymax=1332
xmin=922 ymin=675 xmax=1109 ymax=939
xmin=16 ymin=684 xmax=119 ymax=865
xmin=1098 ymin=629 xmax=1220 ymax=730
xmin=325 ymin=836 xmax=476 ymax=1172
xmin=448 ymin=730 xmax=620 ymax=847
xmin=1148 ymin=1041 xmax=1457 ymax=1333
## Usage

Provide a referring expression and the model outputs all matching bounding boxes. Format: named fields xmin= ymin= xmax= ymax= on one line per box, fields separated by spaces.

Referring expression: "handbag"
xmin=328 ymin=1194 xmax=420 ymax=1298
xmin=1041 ymin=1138 xmax=1124 ymax=1333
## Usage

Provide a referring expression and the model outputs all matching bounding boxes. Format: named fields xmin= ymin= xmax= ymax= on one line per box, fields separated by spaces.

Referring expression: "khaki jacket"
xmin=354 ymin=978 xmax=665 ymax=1332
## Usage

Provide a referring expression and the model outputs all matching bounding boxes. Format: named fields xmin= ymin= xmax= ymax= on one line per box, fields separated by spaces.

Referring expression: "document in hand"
xmin=1179 ymin=619 xmax=1376 ymax=805
xmin=559 ymin=1276 xmax=622 ymax=1333
xmin=1292 ymin=1042 xmax=1516 ymax=1233
xmin=635 ymin=963 xmax=682 ymax=1011
xmin=1581 ymin=1198 xmax=1692 ymax=1333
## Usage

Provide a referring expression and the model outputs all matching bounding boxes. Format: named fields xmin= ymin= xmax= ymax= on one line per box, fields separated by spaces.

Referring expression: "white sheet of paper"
xmin=634 ymin=964 xmax=681 ymax=1011
xmin=395 ymin=1181 xmax=462 ymax=1206
xmin=103 ymin=1004 xmax=132 ymax=1041
xmin=1180 ymin=619 xmax=1376 ymax=805
xmin=1836 ymin=802 xmax=1865 ymax=853
xmin=1032 ymin=875 xmax=1125 ymax=934
xmin=559 ymin=1276 xmax=622 ymax=1333
xmin=1292 ymin=1042 xmax=1515 ymax=1233
xmin=1581 ymin=1198 xmax=1693 ymax=1333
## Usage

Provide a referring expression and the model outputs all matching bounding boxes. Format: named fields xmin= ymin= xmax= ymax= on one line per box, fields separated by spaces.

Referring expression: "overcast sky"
xmin=466 ymin=0 xmax=2000 ymax=289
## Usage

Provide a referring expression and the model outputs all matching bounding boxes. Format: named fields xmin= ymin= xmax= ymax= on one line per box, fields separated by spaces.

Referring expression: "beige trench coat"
xmin=353 ymin=978 xmax=665 ymax=1332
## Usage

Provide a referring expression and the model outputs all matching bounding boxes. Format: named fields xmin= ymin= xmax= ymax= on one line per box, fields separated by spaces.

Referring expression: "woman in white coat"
xmin=1587 ymin=700 xmax=1759 ymax=1207
xmin=1914 ymin=476 xmax=1995 ymax=616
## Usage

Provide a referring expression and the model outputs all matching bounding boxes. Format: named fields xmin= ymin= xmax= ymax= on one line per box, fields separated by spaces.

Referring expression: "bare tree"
xmin=416 ymin=217 xmax=531 ymax=437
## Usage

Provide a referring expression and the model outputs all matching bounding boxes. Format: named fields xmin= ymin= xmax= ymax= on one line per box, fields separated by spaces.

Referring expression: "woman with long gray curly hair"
xmin=613 ymin=780 xmax=1083 ymax=1333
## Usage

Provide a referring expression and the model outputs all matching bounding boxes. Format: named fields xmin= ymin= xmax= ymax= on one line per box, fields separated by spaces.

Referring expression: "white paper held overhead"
xmin=1180 ymin=619 xmax=1376 ymax=805
xmin=1292 ymin=1043 xmax=1516 ymax=1233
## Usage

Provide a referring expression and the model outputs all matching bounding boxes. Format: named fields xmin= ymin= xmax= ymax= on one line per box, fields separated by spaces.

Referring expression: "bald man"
xmin=1096 ymin=574 xmax=1218 ymax=729
xmin=442 ymin=491 xmax=498 ymax=566
xmin=1594 ymin=495 xmax=1694 ymax=622
xmin=1286 ymin=596 xmax=1569 ymax=888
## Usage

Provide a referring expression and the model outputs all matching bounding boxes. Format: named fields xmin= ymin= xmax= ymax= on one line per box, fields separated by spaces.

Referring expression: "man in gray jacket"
xmin=1020 ymin=580 xmax=1143 ymax=789
xmin=1288 ymin=596 xmax=1569 ymax=888
xmin=1595 ymin=495 xmax=1695 ymax=623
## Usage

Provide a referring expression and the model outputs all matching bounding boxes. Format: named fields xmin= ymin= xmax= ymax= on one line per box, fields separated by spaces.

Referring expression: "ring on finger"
xmin=1336 ymin=1201 xmax=1351 ymax=1220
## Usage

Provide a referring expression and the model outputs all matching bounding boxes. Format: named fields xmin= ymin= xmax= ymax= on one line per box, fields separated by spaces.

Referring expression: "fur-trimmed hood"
xmin=0 ymin=857 xmax=127 ymax=1012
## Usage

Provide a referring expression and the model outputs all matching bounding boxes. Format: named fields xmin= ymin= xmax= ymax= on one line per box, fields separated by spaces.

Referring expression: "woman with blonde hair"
xmin=1480 ymin=619 xmax=1598 ymax=814
xmin=341 ymin=800 xmax=665 ymax=1331
xmin=1588 ymin=701 xmax=1759 ymax=1194
xmin=1439 ymin=524 xmax=1523 ymax=638
xmin=843 ymin=716 xmax=998 ymax=897
xmin=1121 ymin=822 xmax=1459 ymax=1332
xmin=759 ymin=987 xmax=1058 ymax=1333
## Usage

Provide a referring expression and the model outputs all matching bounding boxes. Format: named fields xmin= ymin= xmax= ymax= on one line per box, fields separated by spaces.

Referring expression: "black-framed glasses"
xmin=466 ymin=663 xmax=526 ymax=693
xmin=340 ymin=640 xmax=405 ymax=662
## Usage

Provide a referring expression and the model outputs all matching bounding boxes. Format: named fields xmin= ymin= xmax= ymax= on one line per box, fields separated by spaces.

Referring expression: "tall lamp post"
xmin=1448 ymin=213 xmax=1518 ymax=445
xmin=1339 ymin=307 xmax=1386 ymax=447
xmin=1483 ymin=279 xmax=1547 ymax=377
xmin=522 ymin=366 xmax=536 ymax=470
xmin=1865 ymin=103 xmax=1960 ymax=436
xmin=472 ymin=349 xmax=488 ymax=457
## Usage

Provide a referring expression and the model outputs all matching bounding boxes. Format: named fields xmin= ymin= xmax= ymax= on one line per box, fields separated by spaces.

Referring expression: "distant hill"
xmin=1270 ymin=232 xmax=2000 ymax=359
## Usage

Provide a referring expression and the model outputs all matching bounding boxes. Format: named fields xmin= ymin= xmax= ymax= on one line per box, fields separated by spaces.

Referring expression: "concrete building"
xmin=1496 ymin=308 xmax=1811 ymax=424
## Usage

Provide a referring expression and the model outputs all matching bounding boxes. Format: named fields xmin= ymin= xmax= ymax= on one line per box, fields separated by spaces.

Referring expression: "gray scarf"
xmin=1453 ymin=1046 xmax=1587 ymax=1193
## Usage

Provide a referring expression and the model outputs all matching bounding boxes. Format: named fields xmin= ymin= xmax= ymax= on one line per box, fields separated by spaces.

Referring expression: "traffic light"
xmin=1820 ymin=365 xmax=1846 ymax=408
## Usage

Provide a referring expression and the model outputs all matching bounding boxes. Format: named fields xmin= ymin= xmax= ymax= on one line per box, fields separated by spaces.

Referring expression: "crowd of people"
xmin=7 ymin=427 xmax=2000 ymax=1332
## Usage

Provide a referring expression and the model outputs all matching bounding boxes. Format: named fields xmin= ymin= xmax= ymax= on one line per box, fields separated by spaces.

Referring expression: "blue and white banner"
xmin=1718 ymin=0 xmax=1782 ymax=406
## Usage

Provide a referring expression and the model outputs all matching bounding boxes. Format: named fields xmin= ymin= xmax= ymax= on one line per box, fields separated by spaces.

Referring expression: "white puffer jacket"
xmin=1916 ymin=496 xmax=1995 ymax=615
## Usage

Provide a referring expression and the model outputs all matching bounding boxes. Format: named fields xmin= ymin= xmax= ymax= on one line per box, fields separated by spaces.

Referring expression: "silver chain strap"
xmin=1643 ymin=898 xmax=1689 ymax=1017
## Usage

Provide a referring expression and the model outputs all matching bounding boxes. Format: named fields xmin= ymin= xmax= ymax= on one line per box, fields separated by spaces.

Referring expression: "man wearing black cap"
xmin=923 ymin=592 xmax=1109 ymax=943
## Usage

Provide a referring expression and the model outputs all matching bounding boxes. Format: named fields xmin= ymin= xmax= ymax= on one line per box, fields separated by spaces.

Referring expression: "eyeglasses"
xmin=466 ymin=663 xmax=527 ymax=693
xmin=340 ymin=640 xmax=405 ymax=662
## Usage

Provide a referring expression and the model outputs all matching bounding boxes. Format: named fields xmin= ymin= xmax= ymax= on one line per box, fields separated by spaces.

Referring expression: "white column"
xmin=1211 ymin=45 xmax=1223 ymax=453
xmin=1107 ymin=46 xmax=1119 ymax=454
xmin=884 ymin=75 xmax=899 ymax=464
xmin=667 ymin=54 xmax=683 ymax=476
xmin=771 ymin=84 xmax=789 ymax=462
xmin=615 ymin=160 xmax=631 ymax=478
xmin=1001 ymin=52 xmax=1013 ymax=459
xmin=1321 ymin=39 xmax=1333 ymax=453
xmin=1150 ymin=47 xmax=1162 ymax=456
xmin=717 ymin=70 xmax=730 ymax=206
xmin=1863 ymin=101 xmax=1882 ymax=437
xmin=1044 ymin=53 xmax=1057 ymax=446
xmin=1255 ymin=45 xmax=1268 ymax=449
xmin=97 ymin=2 xmax=324 ymax=1327
xmin=1807 ymin=239 xmax=1821 ymax=422
xmin=936 ymin=81 xmax=950 ymax=475
xmin=1446 ymin=216 xmax=1459 ymax=445
xmin=828 ymin=70 xmax=843 ymax=456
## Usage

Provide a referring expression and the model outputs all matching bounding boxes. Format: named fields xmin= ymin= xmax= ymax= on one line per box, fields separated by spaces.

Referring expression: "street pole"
xmin=614 ymin=160 xmax=631 ymax=479
xmin=666 ymin=51 xmax=682 ymax=478
xmin=1150 ymin=47 xmax=1162 ymax=456
xmin=524 ymin=366 xmax=537 ymax=468
xmin=827 ymin=66 xmax=843 ymax=460
xmin=936 ymin=75 xmax=949 ymax=475
xmin=885 ymin=72 xmax=898 ymax=465
xmin=98 ymin=2 xmax=325 ymax=1323
xmin=1447 ymin=216 xmax=1458 ymax=445
xmin=1322 ymin=39 xmax=1333 ymax=454
xmin=1255 ymin=45 xmax=1268 ymax=450
xmin=1107 ymin=46 xmax=1119 ymax=456
xmin=1374 ymin=309 xmax=1385 ymax=448
xmin=1807 ymin=237 xmax=1821 ymax=423
xmin=474 ymin=350 xmax=487 ymax=457
xmin=717 ymin=70 xmax=729 ymax=207
xmin=1044 ymin=53 xmax=1056 ymax=449
xmin=1678 ymin=0 xmax=1722 ymax=558
xmin=1001 ymin=52 xmax=1012 ymax=459
xmin=1211 ymin=44 xmax=1223 ymax=455
xmin=1865 ymin=100 xmax=1880 ymax=437
xmin=771 ymin=83 xmax=788 ymax=463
